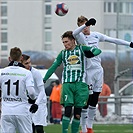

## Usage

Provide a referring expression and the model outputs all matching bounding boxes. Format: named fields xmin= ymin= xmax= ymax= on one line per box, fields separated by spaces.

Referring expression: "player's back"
xmin=0 ymin=66 xmax=34 ymax=115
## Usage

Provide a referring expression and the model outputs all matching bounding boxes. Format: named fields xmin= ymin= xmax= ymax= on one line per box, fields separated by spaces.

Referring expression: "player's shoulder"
xmin=31 ymin=67 xmax=42 ymax=77
xmin=91 ymin=31 xmax=105 ymax=36
xmin=2 ymin=66 xmax=31 ymax=76
xmin=31 ymin=67 xmax=40 ymax=73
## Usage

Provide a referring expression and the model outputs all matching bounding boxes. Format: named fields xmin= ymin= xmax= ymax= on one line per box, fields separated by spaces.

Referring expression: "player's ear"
xmin=20 ymin=56 xmax=23 ymax=63
xmin=8 ymin=57 xmax=11 ymax=62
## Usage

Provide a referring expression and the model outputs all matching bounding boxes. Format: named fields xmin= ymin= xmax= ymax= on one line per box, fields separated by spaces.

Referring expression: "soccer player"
xmin=22 ymin=54 xmax=47 ymax=133
xmin=43 ymin=31 xmax=102 ymax=133
xmin=0 ymin=47 xmax=38 ymax=133
xmin=73 ymin=16 xmax=133 ymax=133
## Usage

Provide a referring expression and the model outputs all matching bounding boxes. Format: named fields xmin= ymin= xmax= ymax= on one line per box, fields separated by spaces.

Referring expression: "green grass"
xmin=44 ymin=124 xmax=133 ymax=133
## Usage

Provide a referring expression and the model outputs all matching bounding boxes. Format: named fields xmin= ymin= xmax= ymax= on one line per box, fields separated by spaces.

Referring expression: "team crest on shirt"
xmin=67 ymin=55 xmax=79 ymax=65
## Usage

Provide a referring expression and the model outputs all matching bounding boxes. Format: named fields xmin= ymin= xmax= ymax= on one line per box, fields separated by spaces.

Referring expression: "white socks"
xmin=80 ymin=109 xmax=87 ymax=132
xmin=86 ymin=105 xmax=96 ymax=129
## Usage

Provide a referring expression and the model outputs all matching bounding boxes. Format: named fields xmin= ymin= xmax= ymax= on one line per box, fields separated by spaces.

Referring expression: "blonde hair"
xmin=77 ymin=15 xmax=88 ymax=26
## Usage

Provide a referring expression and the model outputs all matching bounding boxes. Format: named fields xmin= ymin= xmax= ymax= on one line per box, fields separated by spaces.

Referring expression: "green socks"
xmin=62 ymin=116 xmax=70 ymax=133
xmin=71 ymin=118 xmax=80 ymax=133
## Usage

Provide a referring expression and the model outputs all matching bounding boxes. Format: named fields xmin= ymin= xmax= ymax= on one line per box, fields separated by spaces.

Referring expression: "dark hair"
xmin=22 ymin=54 xmax=30 ymax=61
xmin=10 ymin=47 xmax=22 ymax=61
xmin=55 ymin=80 xmax=60 ymax=85
xmin=61 ymin=31 xmax=75 ymax=40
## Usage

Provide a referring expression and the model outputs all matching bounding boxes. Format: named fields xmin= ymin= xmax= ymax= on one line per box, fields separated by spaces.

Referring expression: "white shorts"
xmin=32 ymin=103 xmax=48 ymax=126
xmin=85 ymin=67 xmax=103 ymax=92
xmin=1 ymin=115 xmax=32 ymax=133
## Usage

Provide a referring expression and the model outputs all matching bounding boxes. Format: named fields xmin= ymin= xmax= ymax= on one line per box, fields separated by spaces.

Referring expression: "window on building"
xmin=119 ymin=2 xmax=123 ymax=13
xmin=125 ymin=2 xmax=130 ymax=14
xmin=108 ymin=2 xmax=111 ymax=12
xmin=1 ymin=32 xmax=7 ymax=43
xmin=1 ymin=45 xmax=7 ymax=51
xmin=104 ymin=2 xmax=106 ymax=12
xmin=113 ymin=2 xmax=117 ymax=13
xmin=1 ymin=6 xmax=7 ymax=16
xmin=1 ymin=19 xmax=7 ymax=24
xmin=131 ymin=3 xmax=133 ymax=14
xmin=45 ymin=31 xmax=51 ymax=42
xmin=44 ymin=17 xmax=51 ymax=24
xmin=45 ymin=5 xmax=51 ymax=15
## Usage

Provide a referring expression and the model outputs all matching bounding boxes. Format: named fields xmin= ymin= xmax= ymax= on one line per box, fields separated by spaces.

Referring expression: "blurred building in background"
xmin=0 ymin=0 xmax=133 ymax=100
xmin=0 ymin=0 xmax=133 ymax=59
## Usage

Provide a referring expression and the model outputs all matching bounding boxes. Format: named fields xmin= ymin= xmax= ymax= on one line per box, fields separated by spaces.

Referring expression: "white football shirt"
xmin=31 ymin=67 xmax=47 ymax=104
xmin=0 ymin=66 xmax=34 ymax=115
xmin=73 ymin=24 xmax=131 ymax=70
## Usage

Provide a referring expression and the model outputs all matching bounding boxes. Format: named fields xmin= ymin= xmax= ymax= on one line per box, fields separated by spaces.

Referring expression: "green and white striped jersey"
xmin=43 ymin=45 xmax=101 ymax=83
xmin=61 ymin=45 xmax=85 ymax=82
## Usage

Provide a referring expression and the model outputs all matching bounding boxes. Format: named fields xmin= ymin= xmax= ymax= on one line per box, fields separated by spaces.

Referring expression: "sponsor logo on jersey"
xmin=67 ymin=55 xmax=79 ymax=65
xmin=3 ymin=97 xmax=22 ymax=102
xmin=1 ymin=72 xmax=26 ymax=76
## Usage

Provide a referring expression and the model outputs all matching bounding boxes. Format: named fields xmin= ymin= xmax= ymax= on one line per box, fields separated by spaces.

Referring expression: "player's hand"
xmin=85 ymin=18 xmax=96 ymax=26
xmin=43 ymin=80 xmax=46 ymax=83
xmin=27 ymin=95 xmax=36 ymax=104
xmin=84 ymin=50 xmax=94 ymax=58
xmin=29 ymin=104 xmax=38 ymax=113
xmin=130 ymin=42 xmax=133 ymax=48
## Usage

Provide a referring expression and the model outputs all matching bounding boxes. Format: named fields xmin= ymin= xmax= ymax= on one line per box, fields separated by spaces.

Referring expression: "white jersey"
xmin=73 ymin=24 xmax=131 ymax=91
xmin=0 ymin=66 xmax=34 ymax=115
xmin=31 ymin=67 xmax=47 ymax=104
xmin=73 ymin=24 xmax=131 ymax=70
xmin=30 ymin=67 xmax=47 ymax=126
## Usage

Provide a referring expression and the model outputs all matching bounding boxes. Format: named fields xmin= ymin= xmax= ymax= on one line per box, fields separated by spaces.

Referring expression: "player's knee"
xmin=64 ymin=106 xmax=72 ymax=118
xmin=75 ymin=114 xmax=80 ymax=119
xmin=74 ymin=107 xmax=82 ymax=120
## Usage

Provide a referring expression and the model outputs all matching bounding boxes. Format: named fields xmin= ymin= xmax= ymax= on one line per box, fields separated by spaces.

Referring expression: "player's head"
xmin=77 ymin=15 xmax=88 ymax=26
xmin=21 ymin=54 xmax=31 ymax=70
xmin=55 ymin=80 xmax=60 ymax=86
xmin=9 ymin=47 xmax=22 ymax=62
xmin=61 ymin=31 xmax=76 ymax=50
xmin=77 ymin=15 xmax=90 ymax=35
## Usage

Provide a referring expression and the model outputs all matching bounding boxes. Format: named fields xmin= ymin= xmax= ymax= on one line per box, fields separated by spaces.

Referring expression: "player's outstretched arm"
xmin=43 ymin=51 xmax=62 ymax=82
xmin=73 ymin=18 xmax=96 ymax=37
xmin=82 ymin=45 xmax=102 ymax=58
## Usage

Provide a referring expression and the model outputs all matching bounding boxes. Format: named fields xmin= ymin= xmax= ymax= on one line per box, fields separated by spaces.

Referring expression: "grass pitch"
xmin=44 ymin=124 xmax=133 ymax=133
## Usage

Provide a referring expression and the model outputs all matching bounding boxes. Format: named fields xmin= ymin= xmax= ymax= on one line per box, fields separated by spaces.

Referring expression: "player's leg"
xmin=71 ymin=107 xmax=82 ymax=133
xmin=62 ymin=106 xmax=72 ymax=133
xmin=35 ymin=125 xmax=44 ymax=133
xmin=33 ymin=103 xmax=47 ymax=133
xmin=80 ymin=105 xmax=88 ymax=133
xmin=32 ymin=123 xmax=36 ymax=133
xmin=87 ymin=92 xmax=100 ymax=133
xmin=74 ymin=82 xmax=89 ymax=133
xmin=1 ymin=115 xmax=16 ymax=133
xmin=61 ymin=83 xmax=73 ymax=133
xmin=16 ymin=115 xmax=33 ymax=133
xmin=87 ymin=69 xmax=103 ymax=133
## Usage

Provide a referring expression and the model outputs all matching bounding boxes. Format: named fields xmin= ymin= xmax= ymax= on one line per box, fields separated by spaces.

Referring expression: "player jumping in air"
xmin=73 ymin=16 xmax=133 ymax=133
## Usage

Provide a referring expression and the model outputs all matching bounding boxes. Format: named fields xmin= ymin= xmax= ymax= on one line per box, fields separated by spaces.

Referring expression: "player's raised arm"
xmin=73 ymin=18 xmax=96 ymax=37
xmin=81 ymin=45 xmax=102 ymax=58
